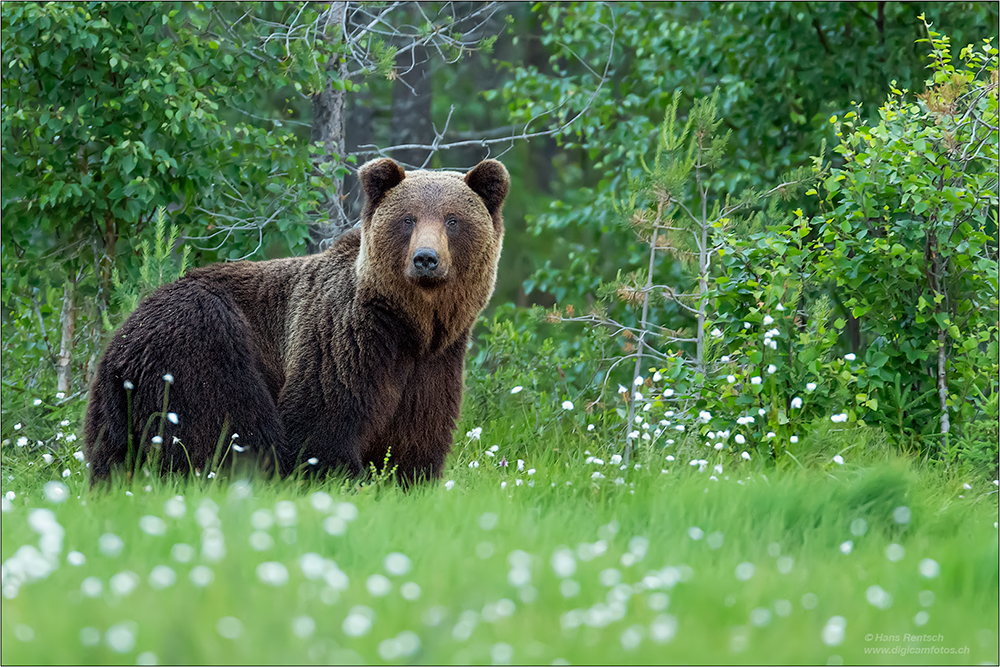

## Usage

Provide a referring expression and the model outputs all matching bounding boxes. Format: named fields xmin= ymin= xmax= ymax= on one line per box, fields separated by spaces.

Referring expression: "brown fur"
xmin=84 ymin=158 xmax=509 ymax=484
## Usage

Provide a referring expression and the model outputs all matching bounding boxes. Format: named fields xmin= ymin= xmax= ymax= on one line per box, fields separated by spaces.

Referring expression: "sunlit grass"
xmin=1 ymin=412 xmax=997 ymax=665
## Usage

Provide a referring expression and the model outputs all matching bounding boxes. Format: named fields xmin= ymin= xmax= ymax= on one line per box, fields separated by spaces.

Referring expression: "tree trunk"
xmin=624 ymin=225 xmax=659 ymax=466
xmin=390 ymin=7 xmax=433 ymax=169
xmin=310 ymin=1 xmax=351 ymax=251
xmin=344 ymin=84 xmax=376 ymax=221
xmin=927 ymin=230 xmax=950 ymax=445
xmin=56 ymin=277 xmax=76 ymax=396
xmin=937 ymin=326 xmax=950 ymax=442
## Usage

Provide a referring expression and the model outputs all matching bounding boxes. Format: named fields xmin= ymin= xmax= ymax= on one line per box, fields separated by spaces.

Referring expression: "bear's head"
xmin=356 ymin=158 xmax=509 ymax=349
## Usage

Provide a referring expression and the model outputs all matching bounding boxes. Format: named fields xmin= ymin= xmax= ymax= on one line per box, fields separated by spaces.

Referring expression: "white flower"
xmin=43 ymin=480 xmax=69 ymax=503
xmin=633 ymin=376 xmax=644 ymax=386
xmin=562 ymin=400 xmax=574 ymax=410
xmin=167 ymin=412 xmax=179 ymax=424
xmin=918 ymin=558 xmax=940 ymax=579
xmin=527 ymin=468 xmax=535 ymax=475
xmin=750 ymin=376 xmax=762 ymax=386
xmin=610 ymin=454 xmax=622 ymax=465
xmin=42 ymin=453 xmax=53 ymax=464
xmin=763 ymin=315 xmax=774 ymax=326
xmin=627 ymin=431 xmax=639 ymax=440
xmin=307 ymin=457 xmax=319 ymax=465
xmin=232 ymin=443 xmax=245 ymax=453
xmin=714 ymin=464 xmax=723 ymax=474
xmin=517 ymin=459 xmax=525 ymax=471
xmin=806 ymin=382 xmax=817 ymax=392
xmin=767 ymin=328 xmax=781 ymax=337
xmin=831 ymin=413 xmax=848 ymax=423
xmin=256 ymin=562 xmax=289 ymax=586
xmin=766 ymin=364 xmax=776 ymax=374
xmin=468 ymin=461 xmax=479 ymax=468
xmin=832 ymin=455 xmax=844 ymax=465
xmin=444 ymin=480 xmax=455 ymax=490
xmin=510 ymin=386 xmax=523 ymax=394
xmin=33 ymin=398 xmax=42 ymax=406
xmin=163 ymin=373 xmax=174 ymax=384
xmin=791 ymin=397 xmax=803 ymax=409
xmin=634 ymin=392 xmax=644 ymax=401
xmin=591 ymin=472 xmax=605 ymax=480
xmin=714 ymin=443 xmax=723 ymax=450
xmin=587 ymin=424 xmax=595 ymax=432
xmin=652 ymin=372 xmax=662 ymax=382
xmin=663 ymin=388 xmax=674 ymax=397
xmin=766 ymin=432 xmax=776 ymax=439
xmin=727 ymin=374 xmax=736 ymax=383
xmin=489 ymin=445 xmax=499 ymax=452
xmin=665 ymin=455 xmax=675 ymax=462
xmin=151 ymin=436 xmax=163 ymax=445
xmin=17 ymin=436 xmax=27 ymax=447
xmin=741 ymin=451 xmax=751 ymax=461
xmin=62 ymin=469 xmax=71 ymax=478
xmin=768 ymin=340 xmax=778 ymax=350
xmin=744 ymin=322 xmax=752 ymax=329
xmin=466 ymin=427 xmax=482 ymax=440
xmin=710 ymin=328 xmax=723 ymax=338
xmin=844 ymin=353 xmax=856 ymax=361
xmin=618 ymin=384 xmax=628 ymax=394
xmin=13 ymin=423 xmax=21 ymax=430
xmin=735 ymin=434 xmax=746 ymax=445
xmin=123 ymin=380 xmax=134 ymax=390
xmin=721 ymin=355 xmax=731 ymax=363
xmin=776 ymin=304 xmax=785 ymax=311
xmin=790 ymin=435 xmax=799 ymax=444
xmin=698 ymin=410 xmax=712 ymax=422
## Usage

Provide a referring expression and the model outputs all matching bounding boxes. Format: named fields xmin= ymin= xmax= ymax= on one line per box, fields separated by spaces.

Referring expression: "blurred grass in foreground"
xmin=1 ymin=419 xmax=997 ymax=666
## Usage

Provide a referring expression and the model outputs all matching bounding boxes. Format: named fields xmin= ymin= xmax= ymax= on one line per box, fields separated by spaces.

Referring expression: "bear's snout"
xmin=405 ymin=220 xmax=451 ymax=287
xmin=412 ymin=247 xmax=439 ymax=275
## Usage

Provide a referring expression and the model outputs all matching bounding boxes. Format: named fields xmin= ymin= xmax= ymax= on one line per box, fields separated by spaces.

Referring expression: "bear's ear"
xmin=464 ymin=159 xmax=509 ymax=227
xmin=359 ymin=158 xmax=406 ymax=214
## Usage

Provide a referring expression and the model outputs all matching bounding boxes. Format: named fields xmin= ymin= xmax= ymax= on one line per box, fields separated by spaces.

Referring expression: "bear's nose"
xmin=412 ymin=247 xmax=439 ymax=275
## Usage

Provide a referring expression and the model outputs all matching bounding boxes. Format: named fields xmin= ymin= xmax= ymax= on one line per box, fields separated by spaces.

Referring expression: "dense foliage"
xmin=1 ymin=2 xmax=997 ymax=475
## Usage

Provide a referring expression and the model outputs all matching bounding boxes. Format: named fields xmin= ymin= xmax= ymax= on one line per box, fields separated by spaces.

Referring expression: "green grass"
xmin=1 ymin=416 xmax=997 ymax=666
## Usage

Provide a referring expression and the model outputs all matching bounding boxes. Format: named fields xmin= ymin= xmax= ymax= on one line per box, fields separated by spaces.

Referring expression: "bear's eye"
xmin=402 ymin=216 xmax=415 ymax=228
xmin=445 ymin=217 xmax=459 ymax=230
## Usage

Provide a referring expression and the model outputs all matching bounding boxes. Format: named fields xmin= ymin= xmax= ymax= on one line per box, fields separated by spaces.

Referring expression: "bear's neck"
xmin=356 ymin=278 xmax=478 ymax=357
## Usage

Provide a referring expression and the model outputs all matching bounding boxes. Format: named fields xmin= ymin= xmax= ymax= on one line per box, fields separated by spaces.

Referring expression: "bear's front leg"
xmin=277 ymin=375 xmax=367 ymax=477
xmin=367 ymin=337 xmax=466 ymax=486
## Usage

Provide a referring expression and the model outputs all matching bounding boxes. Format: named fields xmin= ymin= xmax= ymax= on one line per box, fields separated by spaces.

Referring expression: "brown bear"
xmin=84 ymin=158 xmax=509 ymax=484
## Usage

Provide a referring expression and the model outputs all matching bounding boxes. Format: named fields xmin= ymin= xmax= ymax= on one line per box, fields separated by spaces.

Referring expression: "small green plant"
xmin=546 ymin=90 xmax=817 ymax=463
xmin=102 ymin=207 xmax=190 ymax=332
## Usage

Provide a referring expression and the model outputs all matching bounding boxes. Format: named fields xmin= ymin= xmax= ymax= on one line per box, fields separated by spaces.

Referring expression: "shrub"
xmin=815 ymin=18 xmax=998 ymax=459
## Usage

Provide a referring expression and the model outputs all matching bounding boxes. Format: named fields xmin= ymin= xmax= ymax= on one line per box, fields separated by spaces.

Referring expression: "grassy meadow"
xmin=1 ymin=407 xmax=997 ymax=666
